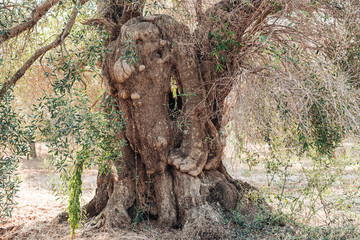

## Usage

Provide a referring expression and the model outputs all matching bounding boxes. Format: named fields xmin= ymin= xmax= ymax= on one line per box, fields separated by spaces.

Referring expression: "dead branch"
xmin=82 ymin=18 xmax=117 ymax=34
xmin=195 ymin=0 xmax=204 ymax=22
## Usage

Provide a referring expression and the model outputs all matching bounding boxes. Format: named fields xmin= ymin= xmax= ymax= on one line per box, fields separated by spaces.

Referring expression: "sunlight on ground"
xmin=0 ymin=143 xmax=97 ymax=229
xmin=2 ymin=140 xmax=360 ymax=236
xmin=224 ymin=136 xmax=360 ymax=227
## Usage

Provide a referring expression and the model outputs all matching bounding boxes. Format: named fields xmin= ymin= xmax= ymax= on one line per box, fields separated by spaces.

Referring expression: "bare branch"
xmin=119 ymin=0 xmax=145 ymax=25
xmin=0 ymin=0 xmax=61 ymax=45
xmin=82 ymin=17 xmax=117 ymax=34
xmin=97 ymin=0 xmax=145 ymax=29
xmin=195 ymin=0 xmax=204 ymax=22
xmin=0 ymin=1 xmax=88 ymax=102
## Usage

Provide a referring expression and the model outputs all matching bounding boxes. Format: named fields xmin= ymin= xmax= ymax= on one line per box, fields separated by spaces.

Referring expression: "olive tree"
xmin=1 ymin=0 xmax=360 ymax=237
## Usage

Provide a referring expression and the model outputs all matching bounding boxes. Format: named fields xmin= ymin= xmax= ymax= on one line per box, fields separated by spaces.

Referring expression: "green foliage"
xmin=229 ymin=126 xmax=360 ymax=237
xmin=1 ymin=0 xmax=360 ymax=238
xmin=0 ymin=0 xmax=117 ymax=233
xmin=226 ymin=3 xmax=360 ymax=234
xmin=208 ymin=20 xmax=241 ymax=72
xmin=68 ymin=159 xmax=84 ymax=237
xmin=0 ymin=88 xmax=33 ymax=219
xmin=227 ymin=208 xmax=360 ymax=239
xmin=32 ymin=90 xmax=125 ymax=235
xmin=44 ymin=24 xmax=107 ymax=96
xmin=0 ymin=0 xmax=38 ymax=29
xmin=226 ymin=188 xmax=360 ymax=239
xmin=307 ymin=101 xmax=342 ymax=156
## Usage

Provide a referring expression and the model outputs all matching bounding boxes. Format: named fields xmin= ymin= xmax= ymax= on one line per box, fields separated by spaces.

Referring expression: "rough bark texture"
xmin=86 ymin=0 xmax=270 ymax=236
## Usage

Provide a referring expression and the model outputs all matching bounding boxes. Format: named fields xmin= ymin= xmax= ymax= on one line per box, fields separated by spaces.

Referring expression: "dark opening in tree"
xmin=168 ymin=91 xmax=182 ymax=120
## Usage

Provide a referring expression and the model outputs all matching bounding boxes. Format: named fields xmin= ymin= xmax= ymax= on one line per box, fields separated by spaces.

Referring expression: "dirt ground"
xmin=1 ymin=141 xmax=360 ymax=239
xmin=0 ymin=141 xmax=254 ymax=240
xmin=0 ymin=144 xmax=97 ymax=228
xmin=0 ymin=143 xmax=182 ymax=239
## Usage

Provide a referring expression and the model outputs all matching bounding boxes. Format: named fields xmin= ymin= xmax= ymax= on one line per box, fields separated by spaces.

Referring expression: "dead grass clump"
xmin=181 ymin=205 xmax=228 ymax=239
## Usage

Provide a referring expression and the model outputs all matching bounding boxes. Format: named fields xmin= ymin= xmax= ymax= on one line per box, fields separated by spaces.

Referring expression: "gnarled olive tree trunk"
xmin=85 ymin=0 xmax=269 ymax=235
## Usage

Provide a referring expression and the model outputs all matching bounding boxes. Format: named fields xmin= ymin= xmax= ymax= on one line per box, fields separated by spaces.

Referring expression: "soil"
xmin=1 ymin=141 xmax=359 ymax=239
xmin=0 ymin=143 xmax=182 ymax=240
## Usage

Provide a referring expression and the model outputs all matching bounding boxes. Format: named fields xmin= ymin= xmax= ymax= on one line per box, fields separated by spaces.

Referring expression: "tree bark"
xmin=86 ymin=0 xmax=271 ymax=236
xmin=30 ymin=142 xmax=37 ymax=158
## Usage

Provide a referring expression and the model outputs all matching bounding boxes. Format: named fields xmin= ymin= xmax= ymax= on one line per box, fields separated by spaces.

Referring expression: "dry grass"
xmin=224 ymin=135 xmax=360 ymax=227
xmin=0 ymin=144 xmax=180 ymax=240
xmin=1 ymin=138 xmax=360 ymax=239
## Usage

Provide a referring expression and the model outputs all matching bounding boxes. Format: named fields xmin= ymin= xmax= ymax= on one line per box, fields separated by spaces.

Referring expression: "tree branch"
xmin=0 ymin=0 xmax=61 ymax=45
xmin=0 ymin=1 xmax=88 ymax=102
xmin=82 ymin=18 xmax=117 ymax=34
xmin=195 ymin=0 xmax=204 ymax=22
xmin=119 ymin=0 xmax=145 ymax=25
